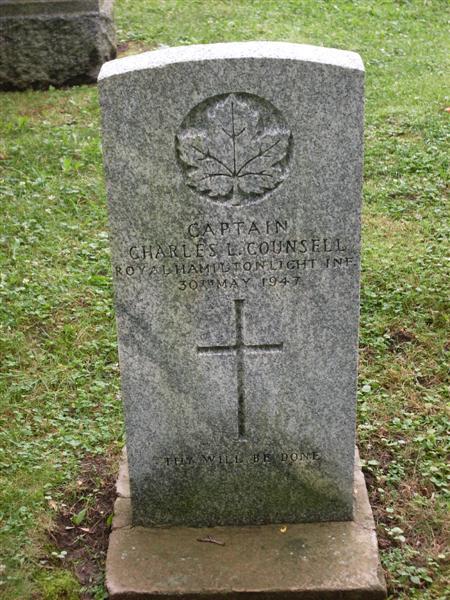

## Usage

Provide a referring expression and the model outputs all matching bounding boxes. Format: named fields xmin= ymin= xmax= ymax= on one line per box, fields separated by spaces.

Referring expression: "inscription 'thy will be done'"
xmin=163 ymin=451 xmax=321 ymax=467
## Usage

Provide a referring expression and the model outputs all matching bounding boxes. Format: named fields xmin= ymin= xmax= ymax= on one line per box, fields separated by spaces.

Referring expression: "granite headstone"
xmin=0 ymin=0 xmax=116 ymax=90
xmin=99 ymin=42 xmax=364 ymax=527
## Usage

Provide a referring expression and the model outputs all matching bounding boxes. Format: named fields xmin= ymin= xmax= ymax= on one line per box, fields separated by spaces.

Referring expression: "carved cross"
xmin=197 ymin=299 xmax=283 ymax=439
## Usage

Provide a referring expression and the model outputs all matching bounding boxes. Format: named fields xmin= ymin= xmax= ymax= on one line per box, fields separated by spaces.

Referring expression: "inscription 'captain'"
xmin=187 ymin=219 xmax=289 ymax=237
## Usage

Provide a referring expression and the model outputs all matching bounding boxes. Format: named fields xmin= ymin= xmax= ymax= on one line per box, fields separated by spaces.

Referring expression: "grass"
xmin=0 ymin=0 xmax=448 ymax=598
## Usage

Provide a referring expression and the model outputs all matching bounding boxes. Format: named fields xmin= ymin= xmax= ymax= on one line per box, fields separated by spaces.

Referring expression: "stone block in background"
xmin=0 ymin=0 xmax=116 ymax=90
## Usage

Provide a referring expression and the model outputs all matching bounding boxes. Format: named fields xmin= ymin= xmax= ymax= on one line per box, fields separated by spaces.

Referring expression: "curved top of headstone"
xmin=98 ymin=41 xmax=364 ymax=82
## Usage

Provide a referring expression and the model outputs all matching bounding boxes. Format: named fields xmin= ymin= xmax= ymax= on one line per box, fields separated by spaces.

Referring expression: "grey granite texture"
xmin=0 ymin=0 xmax=116 ymax=90
xmin=99 ymin=42 xmax=364 ymax=527
xmin=106 ymin=449 xmax=386 ymax=599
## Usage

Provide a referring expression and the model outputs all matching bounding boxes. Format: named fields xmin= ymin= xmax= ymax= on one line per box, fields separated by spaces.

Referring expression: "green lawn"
xmin=0 ymin=1 xmax=448 ymax=598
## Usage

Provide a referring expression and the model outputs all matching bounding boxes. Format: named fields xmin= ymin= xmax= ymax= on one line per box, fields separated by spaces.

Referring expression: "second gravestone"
xmin=99 ymin=42 xmax=363 ymax=527
xmin=0 ymin=0 xmax=116 ymax=90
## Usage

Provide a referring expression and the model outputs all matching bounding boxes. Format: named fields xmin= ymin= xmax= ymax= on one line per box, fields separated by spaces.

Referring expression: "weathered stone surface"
xmin=99 ymin=42 xmax=364 ymax=526
xmin=116 ymin=447 xmax=130 ymax=499
xmin=0 ymin=0 xmax=116 ymax=90
xmin=106 ymin=452 xmax=386 ymax=599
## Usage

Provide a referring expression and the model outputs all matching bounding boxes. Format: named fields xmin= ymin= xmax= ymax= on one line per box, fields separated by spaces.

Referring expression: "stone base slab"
xmin=106 ymin=450 xmax=386 ymax=599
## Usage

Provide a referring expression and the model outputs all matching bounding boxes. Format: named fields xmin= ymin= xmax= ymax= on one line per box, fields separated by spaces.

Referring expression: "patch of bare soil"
xmin=47 ymin=454 xmax=117 ymax=598
xmin=387 ymin=327 xmax=417 ymax=352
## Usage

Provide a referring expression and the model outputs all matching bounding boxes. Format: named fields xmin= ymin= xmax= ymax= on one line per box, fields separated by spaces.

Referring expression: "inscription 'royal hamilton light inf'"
xmin=176 ymin=93 xmax=292 ymax=206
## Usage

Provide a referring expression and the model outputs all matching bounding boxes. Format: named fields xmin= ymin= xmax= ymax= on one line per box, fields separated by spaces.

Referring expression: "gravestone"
xmin=99 ymin=42 xmax=386 ymax=599
xmin=0 ymin=0 xmax=116 ymax=90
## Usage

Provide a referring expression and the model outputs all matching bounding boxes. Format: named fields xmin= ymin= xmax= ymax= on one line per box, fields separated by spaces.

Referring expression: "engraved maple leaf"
xmin=177 ymin=94 xmax=291 ymax=205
